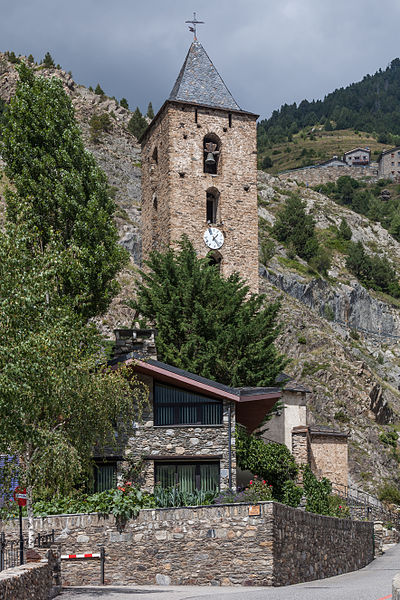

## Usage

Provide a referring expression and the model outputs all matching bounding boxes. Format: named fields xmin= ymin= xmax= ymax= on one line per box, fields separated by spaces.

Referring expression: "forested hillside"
xmin=258 ymin=58 xmax=400 ymax=153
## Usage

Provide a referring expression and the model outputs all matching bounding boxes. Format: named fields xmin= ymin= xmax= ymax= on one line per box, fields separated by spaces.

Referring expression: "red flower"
xmin=249 ymin=480 xmax=253 ymax=485
xmin=262 ymin=480 xmax=266 ymax=484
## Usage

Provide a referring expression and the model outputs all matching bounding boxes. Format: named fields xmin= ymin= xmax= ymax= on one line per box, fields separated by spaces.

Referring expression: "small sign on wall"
xmin=248 ymin=505 xmax=261 ymax=516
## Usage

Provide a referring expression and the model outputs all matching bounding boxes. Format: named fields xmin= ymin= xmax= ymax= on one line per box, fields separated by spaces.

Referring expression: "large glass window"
xmin=93 ymin=461 xmax=117 ymax=492
xmin=155 ymin=462 xmax=219 ymax=492
xmin=154 ymin=383 xmax=223 ymax=426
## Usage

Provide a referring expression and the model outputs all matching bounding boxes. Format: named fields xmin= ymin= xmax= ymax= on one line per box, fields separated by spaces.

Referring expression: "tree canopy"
xmin=132 ymin=237 xmax=287 ymax=387
xmin=128 ymin=107 xmax=148 ymax=139
xmin=0 ymin=63 xmax=128 ymax=320
xmin=272 ymin=195 xmax=319 ymax=261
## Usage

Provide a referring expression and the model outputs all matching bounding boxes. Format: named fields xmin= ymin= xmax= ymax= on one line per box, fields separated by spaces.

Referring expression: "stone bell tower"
xmin=140 ymin=38 xmax=259 ymax=293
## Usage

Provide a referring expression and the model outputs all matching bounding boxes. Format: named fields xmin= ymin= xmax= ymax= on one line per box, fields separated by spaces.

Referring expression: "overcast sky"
xmin=2 ymin=0 xmax=400 ymax=121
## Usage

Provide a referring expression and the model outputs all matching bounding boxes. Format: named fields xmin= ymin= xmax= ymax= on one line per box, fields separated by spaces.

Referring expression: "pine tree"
xmin=0 ymin=63 xmax=128 ymax=320
xmin=338 ymin=218 xmax=352 ymax=241
xmin=132 ymin=237 xmax=287 ymax=387
xmin=128 ymin=107 xmax=148 ymax=139
xmin=95 ymin=83 xmax=105 ymax=96
xmin=272 ymin=195 xmax=319 ymax=261
xmin=27 ymin=54 xmax=34 ymax=65
xmin=146 ymin=101 xmax=154 ymax=119
xmin=120 ymin=97 xmax=129 ymax=109
xmin=42 ymin=51 xmax=55 ymax=68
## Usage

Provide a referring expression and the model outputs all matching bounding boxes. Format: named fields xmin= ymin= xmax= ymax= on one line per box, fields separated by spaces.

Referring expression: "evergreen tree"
xmin=128 ymin=107 xmax=148 ymax=139
xmin=27 ymin=54 xmax=34 ymax=65
xmin=94 ymin=83 xmax=105 ymax=96
xmin=0 ymin=63 xmax=128 ymax=320
xmin=262 ymin=155 xmax=273 ymax=169
xmin=325 ymin=119 xmax=333 ymax=131
xmin=42 ymin=51 xmax=55 ymax=68
xmin=272 ymin=195 xmax=319 ymax=261
xmin=146 ymin=101 xmax=154 ymax=119
xmin=120 ymin=97 xmax=129 ymax=109
xmin=338 ymin=218 xmax=352 ymax=240
xmin=132 ymin=237 xmax=287 ymax=387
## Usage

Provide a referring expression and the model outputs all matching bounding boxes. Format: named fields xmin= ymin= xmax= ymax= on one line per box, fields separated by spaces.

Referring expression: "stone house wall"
xmin=2 ymin=503 xmax=374 ymax=587
xmin=279 ymin=164 xmax=378 ymax=186
xmin=121 ymin=373 xmax=236 ymax=491
xmin=379 ymin=149 xmax=400 ymax=180
xmin=309 ymin=433 xmax=348 ymax=489
xmin=141 ymin=101 xmax=259 ymax=293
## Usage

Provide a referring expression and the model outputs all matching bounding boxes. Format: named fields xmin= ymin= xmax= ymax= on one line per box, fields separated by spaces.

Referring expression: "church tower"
xmin=141 ymin=38 xmax=259 ymax=293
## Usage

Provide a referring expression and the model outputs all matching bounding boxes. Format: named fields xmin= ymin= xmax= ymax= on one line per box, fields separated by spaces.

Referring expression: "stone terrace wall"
xmin=2 ymin=503 xmax=374 ymax=587
xmin=393 ymin=572 xmax=400 ymax=600
xmin=273 ymin=503 xmax=374 ymax=585
xmin=0 ymin=556 xmax=59 ymax=600
xmin=279 ymin=164 xmax=378 ymax=186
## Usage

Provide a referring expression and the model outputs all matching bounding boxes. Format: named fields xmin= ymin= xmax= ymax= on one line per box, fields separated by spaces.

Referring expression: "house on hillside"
xmin=343 ymin=147 xmax=370 ymax=166
xmin=98 ymin=329 xmax=282 ymax=494
xmin=93 ymin=329 xmax=349 ymax=494
xmin=378 ymin=146 xmax=400 ymax=179
xmin=318 ymin=156 xmax=347 ymax=168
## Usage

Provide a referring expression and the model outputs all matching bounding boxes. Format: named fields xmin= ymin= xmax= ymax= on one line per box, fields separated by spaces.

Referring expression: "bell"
xmin=205 ymin=152 xmax=216 ymax=165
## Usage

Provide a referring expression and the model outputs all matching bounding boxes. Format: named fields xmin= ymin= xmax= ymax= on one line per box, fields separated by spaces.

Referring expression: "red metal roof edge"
xmin=122 ymin=358 xmax=282 ymax=403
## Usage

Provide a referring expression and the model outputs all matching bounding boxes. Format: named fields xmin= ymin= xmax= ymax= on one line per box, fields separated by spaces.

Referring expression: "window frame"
xmin=154 ymin=461 xmax=220 ymax=492
xmin=153 ymin=381 xmax=223 ymax=427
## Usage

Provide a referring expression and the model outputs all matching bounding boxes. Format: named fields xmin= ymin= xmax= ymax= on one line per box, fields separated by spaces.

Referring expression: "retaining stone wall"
xmin=0 ymin=551 xmax=60 ymax=600
xmin=394 ymin=573 xmax=400 ymax=600
xmin=2 ymin=503 xmax=374 ymax=587
xmin=279 ymin=164 xmax=378 ymax=186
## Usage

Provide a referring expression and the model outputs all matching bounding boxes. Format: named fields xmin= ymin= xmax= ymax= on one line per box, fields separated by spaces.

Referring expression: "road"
xmin=59 ymin=543 xmax=400 ymax=600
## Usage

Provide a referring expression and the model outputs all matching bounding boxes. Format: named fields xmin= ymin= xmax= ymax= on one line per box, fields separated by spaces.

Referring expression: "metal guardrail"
xmin=332 ymin=483 xmax=400 ymax=526
xmin=0 ymin=532 xmax=20 ymax=571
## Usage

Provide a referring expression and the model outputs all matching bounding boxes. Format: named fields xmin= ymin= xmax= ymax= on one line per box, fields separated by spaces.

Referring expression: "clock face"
xmin=204 ymin=227 xmax=224 ymax=250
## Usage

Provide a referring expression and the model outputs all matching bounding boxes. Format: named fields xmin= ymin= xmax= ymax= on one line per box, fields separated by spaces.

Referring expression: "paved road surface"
xmin=60 ymin=543 xmax=400 ymax=600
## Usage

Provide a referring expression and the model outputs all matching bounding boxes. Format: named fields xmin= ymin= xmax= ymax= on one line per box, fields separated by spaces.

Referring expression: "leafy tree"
xmin=303 ymin=465 xmax=331 ymax=515
xmin=0 ymin=63 xmax=128 ymax=320
xmin=120 ymin=97 xmax=129 ymax=109
xmin=338 ymin=218 xmax=352 ymax=241
xmin=0 ymin=223 xmax=147 ymax=545
xmin=132 ymin=237 xmax=287 ymax=387
xmin=95 ymin=83 xmax=105 ymax=96
xmin=146 ymin=101 xmax=154 ymax=119
xmin=235 ymin=427 xmax=298 ymax=501
xmin=128 ymin=107 xmax=148 ymax=139
xmin=272 ymin=195 xmax=319 ymax=261
xmin=42 ymin=51 xmax=55 ymax=68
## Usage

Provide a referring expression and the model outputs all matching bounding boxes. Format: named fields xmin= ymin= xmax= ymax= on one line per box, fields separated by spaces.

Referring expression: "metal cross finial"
xmin=185 ymin=12 xmax=204 ymax=41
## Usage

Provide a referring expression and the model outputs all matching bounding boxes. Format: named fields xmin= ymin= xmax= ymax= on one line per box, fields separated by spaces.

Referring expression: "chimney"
xmin=112 ymin=328 xmax=157 ymax=361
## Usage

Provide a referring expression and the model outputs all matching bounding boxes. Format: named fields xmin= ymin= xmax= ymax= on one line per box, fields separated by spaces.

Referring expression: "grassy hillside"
xmin=260 ymin=128 xmax=389 ymax=175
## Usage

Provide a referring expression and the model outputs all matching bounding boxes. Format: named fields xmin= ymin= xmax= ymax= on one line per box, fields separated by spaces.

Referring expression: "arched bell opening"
xmin=203 ymin=133 xmax=221 ymax=175
xmin=206 ymin=187 xmax=220 ymax=224
xmin=208 ymin=250 xmax=222 ymax=271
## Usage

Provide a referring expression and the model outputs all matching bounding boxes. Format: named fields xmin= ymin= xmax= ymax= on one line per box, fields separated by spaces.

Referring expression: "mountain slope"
xmin=258 ymin=58 xmax=400 ymax=154
xmin=1 ymin=54 xmax=400 ymax=493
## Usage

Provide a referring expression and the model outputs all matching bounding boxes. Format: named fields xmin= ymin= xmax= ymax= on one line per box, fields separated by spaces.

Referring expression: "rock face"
xmin=1 ymin=55 xmax=400 ymax=492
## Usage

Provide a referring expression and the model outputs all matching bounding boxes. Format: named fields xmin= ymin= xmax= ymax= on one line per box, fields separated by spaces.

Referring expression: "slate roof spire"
xmin=169 ymin=40 xmax=242 ymax=112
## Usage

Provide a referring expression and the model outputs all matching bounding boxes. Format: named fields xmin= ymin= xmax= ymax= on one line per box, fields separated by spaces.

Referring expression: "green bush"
xmin=328 ymin=494 xmax=350 ymax=518
xmin=260 ymin=238 xmax=275 ymax=265
xmin=378 ymin=483 xmax=400 ymax=505
xmin=272 ymin=195 xmax=319 ymax=262
xmin=281 ymin=479 xmax=303 ymax=507
xmin=303 ymin=465 xmax=332 ymax=515
xmin=89 ymin=113 xmax=112 ymax=143
xmin=235 ymin=426 xmax=298 ymax=501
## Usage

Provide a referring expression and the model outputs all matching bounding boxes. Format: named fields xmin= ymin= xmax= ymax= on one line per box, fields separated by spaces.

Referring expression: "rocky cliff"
xmin=1 ymin=56 xmax=400 ymax=492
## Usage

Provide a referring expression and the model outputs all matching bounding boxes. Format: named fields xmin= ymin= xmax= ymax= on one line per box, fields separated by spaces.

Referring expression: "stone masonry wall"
xmin=141 ymin=102 xmax=259 ymax=293
xmin=124 ymin=373 xmax=236 ymax=491
xmin=0 ymin=552 xmax=60 ymax=600
xmin=279 ymin=164 xmax=378 ymax=186
xmin=272 ymin=502 xmax=374 ymax=585
xmin=2 ymin=503 xmax=374 ymax=587
xmin=309 ymin=435 xmax=348 ymax=488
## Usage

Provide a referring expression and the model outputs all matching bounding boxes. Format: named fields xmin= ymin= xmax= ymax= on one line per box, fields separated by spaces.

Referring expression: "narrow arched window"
xmin=206 ymin=188 xmax=219 ymax=224
xmin=152 ymin=147 xmax=158 ymax=164
xmin=203 ymin=133 xmax=221 ymax=175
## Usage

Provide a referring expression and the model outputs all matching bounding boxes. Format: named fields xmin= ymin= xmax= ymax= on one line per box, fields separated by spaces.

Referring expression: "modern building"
xmin=343 ymin=147 xmax=370 ymax=166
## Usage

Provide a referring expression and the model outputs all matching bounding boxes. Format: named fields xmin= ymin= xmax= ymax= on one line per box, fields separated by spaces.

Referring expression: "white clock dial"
xmin=204 ymin=227 xmax=224 ymax=250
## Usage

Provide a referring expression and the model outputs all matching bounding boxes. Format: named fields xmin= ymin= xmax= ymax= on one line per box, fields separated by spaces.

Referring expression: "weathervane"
xmin=185 ymin=12 xmax=204 ymax=41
